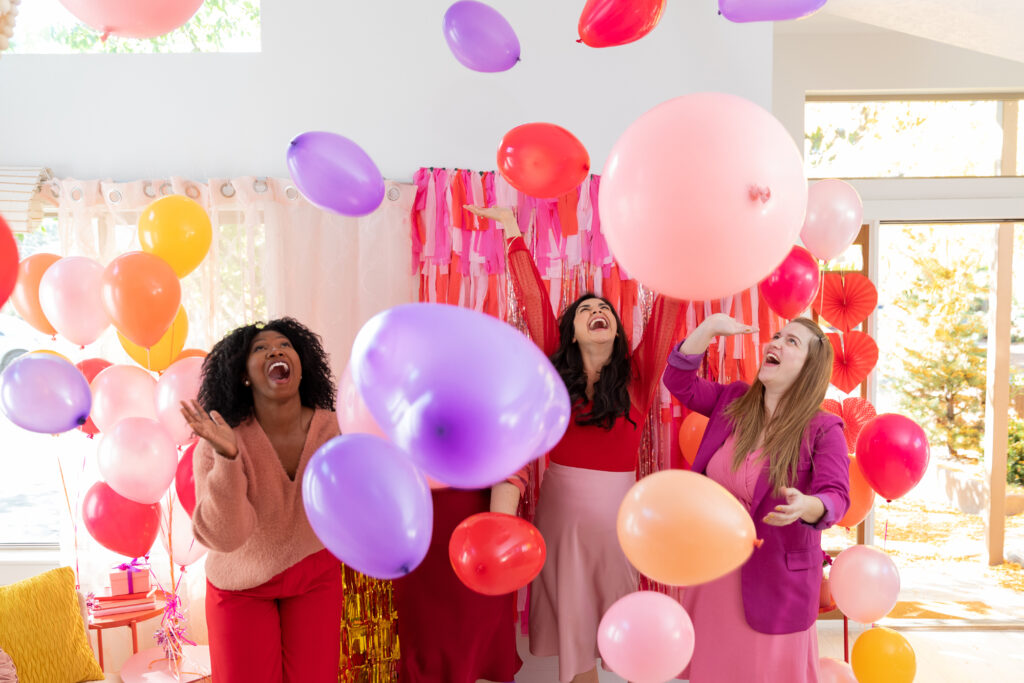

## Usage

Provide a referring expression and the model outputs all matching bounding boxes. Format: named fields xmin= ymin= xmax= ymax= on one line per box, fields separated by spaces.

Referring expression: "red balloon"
xmin=74 ymin=358 xmax=112 ymax=437
xmin=0 ymin=214 xmax=18 ymax=309
xmin=82 ymin=481 xmax=160 ymax=558
xmin=578 ymin=0 xmax=666 ymax=48
xmin=855 ymin=414 xmax=930 ymax=502
xmin=449 ymin=512 xmax=546 ymax=596
xmin=497 ymin=123 xmax=590 ymax=199
xmin=758 ymin=245 xmax=821 ymax=319
xmin=175 ymin=440 xmax=198 ymax=516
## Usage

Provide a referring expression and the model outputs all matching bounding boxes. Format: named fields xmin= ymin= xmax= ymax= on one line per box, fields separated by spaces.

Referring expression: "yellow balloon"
xmin=137 ymin=195 xmax=212 ymax=278
xmin=117 ymin=305 xmax=188 ymax=372
xmin=851 ymin=627 xmax=916 ymax=683
xmin=29 ymin=349 xmax=72 ymax=363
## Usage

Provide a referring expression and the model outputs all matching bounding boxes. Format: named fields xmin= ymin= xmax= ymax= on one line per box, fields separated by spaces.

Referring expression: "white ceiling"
xmin=776 ymin=0 xmax=1024 ymax=64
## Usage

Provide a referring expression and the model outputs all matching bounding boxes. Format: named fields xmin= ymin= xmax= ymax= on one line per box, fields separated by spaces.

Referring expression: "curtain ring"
xmin=284 ymin=186 xmax=299 ymax=200
xmin=387 ymin=187 xmax=400 ymax=201
xmin=160 ymin=182 xmax=172 ymax=196
xmin=143 ymin=182 xmax=157 ymax=198
xmin=108 ymin=190 xmax=122 ymax=203
xmin=221 ymin=182 xmax=236 ymax=198
xmin=70 ymin=187 xmax=83 ymax=201
xmin=185 ymin=185 xmax=200 ymax=199
xmin=253 ymin=178 xmax=268 ymax=193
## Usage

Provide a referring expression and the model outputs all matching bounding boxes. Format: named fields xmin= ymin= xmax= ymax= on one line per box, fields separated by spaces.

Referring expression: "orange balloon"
xmin=851 ymin=627 xmax=916 ymax=683
xmin=118 ymin=305 xmax=188 ymax=372
xmin=10 ymin=253 xmax=61 ymax=335
xmin=678 ymin=412 xmax=709 ymax=466
xmin=617 ymin=470 xmax=757 ymax=586
xmin=101 ymin=252 xmax=181 ymax=349
xmin=174 ymin=348 xmax=207 ymax=362
xmin=838 ymin=455 xmax=875 ymax=528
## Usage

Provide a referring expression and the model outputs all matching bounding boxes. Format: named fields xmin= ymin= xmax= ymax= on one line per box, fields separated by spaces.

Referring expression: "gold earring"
xmin=244 ymin=379 xmax=251 ymax=386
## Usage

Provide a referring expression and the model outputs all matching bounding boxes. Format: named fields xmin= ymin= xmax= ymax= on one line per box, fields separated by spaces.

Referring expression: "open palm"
xmin=180 ymin=399 xmax=237 ymax=457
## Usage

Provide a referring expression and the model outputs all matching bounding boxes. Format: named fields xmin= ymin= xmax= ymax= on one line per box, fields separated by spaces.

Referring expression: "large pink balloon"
xmin=159 ymin=494 xmax=207 ymax=567
xmin=829 ymin=545 xmax=900 ymax=624
xmin=155 ymin=356 xmax=204 ymax=445
xmin=82 ymin=481 xmax=160 ymax=558
xmin=855 ymin=413 xmax=930 ymax=502
xmin=800 ymin=179 xmax=864 ymax=262
xmin=819 ymin=657 xmax=857 ymax=683
xmin=758 ymin=245 xmax=821 ymax=319
xmin=336 ymin=363 xmax=386 ymax=438
xmin=597 ymin=591 xmax=695 ymax=683
xmin=600 ymin=93 xmax=807 ymax=301
xmin=97 ymin=417 xmax=178 ymax=504
xmin=90 ymin=364 xmax=157 ymax=434
xmin=57 ymin=0 xmax=203 ymax=39
xmin=37 ymin=256 xmax=110 ymax=347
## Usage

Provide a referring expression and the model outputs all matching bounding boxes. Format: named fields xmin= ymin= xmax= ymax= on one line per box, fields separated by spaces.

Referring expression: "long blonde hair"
xmin=723 ymin=318 xmax=834 ymax=490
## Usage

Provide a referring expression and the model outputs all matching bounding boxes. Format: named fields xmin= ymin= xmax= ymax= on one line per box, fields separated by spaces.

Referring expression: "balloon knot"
xmin=576 ymin=38 xmax=583 ymax=44
xmin=748 ymin=185 xmax=771 ymax=203
xmin=753 ymin=538 xmax=765 ymax=549
xmin=100 ymin=30 xmax=111 ymax=42
xmin=77 ymin=416 xmax=87 ymax=426
xmin=399 ymin=564 xmax=411 ymax=575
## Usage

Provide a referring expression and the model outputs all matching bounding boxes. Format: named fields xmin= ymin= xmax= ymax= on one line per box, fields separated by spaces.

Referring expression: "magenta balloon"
xmin=57 ymin=0 xmax=203 ymax=39
xmin=855 ymin=413 xmax=930 ymax=501
xmin=97 ymin=417 xmax=178 ymax=504
xmin=829 ymin=545 xmax=900 ymax=624
xmin=350 ymin=303 xmax=571 ymax=488
xmin=286 ymin=131 xmax=385 ymax=217
xmin=801 ymin=179 xmax=864 ymax=262
xmin=303 ymin=434 xmax=433 ymax=579
xmin=0 ymin=354 xmax=91 ymax=433
xmin=443 ymin=1 xmax=521 ymax=72
xmin=719 ymin=0 xmax=826 ymax=23
xmin=758 ymin=245 xmax=821 ymax=319
xmin=82 ymin=481 xmax=160 ymax=558
xmin=598 ymin=591 xmax=695 ymax=682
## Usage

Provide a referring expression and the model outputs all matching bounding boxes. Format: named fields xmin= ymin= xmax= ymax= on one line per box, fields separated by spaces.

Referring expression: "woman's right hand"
xmin=464 ymin=205 xmax=520 ymax=237
xmin=678 ymin=313 xmax=757 ymax=355
xmin=707 ymin=313 xmax=757 ymax=337
xmin=180 ymin=399 xmax=238 ymax=459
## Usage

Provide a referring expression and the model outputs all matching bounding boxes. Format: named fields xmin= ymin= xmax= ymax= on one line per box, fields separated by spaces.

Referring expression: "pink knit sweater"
xmin=191 ymin=408 xmax=340 ymax=591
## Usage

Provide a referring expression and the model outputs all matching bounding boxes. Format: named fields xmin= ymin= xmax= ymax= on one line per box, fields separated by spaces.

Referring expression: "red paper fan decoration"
xmin=827 ymin=331 xmax=878 ymax=394
xmin=813 ymin=272 xmax=878 ymax=333
xmin=822 ymin=397 xmax=877 ymax=453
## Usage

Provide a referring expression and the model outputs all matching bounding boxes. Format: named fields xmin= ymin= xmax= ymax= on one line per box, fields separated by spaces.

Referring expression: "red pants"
xmin=206 ymin=549 xmax=342 ymax=683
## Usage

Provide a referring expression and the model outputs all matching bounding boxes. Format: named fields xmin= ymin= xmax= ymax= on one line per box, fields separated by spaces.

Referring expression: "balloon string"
xmin=883 ymin=500 xmax=890 ymax=552
xmin=56 ymin=455 xmax=80 ymax=589
xmin=167 ymin=490 xmax=175 ymax=589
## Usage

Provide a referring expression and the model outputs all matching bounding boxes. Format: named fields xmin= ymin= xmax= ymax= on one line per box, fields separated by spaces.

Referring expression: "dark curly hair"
xmin=197 ymin=317 xmax=336 ymax=427
xmin=550 ymin=293 xmax=634 ymax=430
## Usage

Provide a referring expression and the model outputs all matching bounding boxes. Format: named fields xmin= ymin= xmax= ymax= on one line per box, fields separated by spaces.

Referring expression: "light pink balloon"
xmin=155 ymin=356 xmax=204 ymax=445
xmin=90 ymin=364 xmax=157 ymax=434
xmin=819 ymin=656 xmax=857 ymax=682
xmin=159 ymin=493 xmax=207 ymax=567
xmin=829 ymin=545 xmax=900 ymax=623
xmin=336 ymin=363 xmax=387 ymax=438
xmin=597 ymin=591 xmax=694 ymax=683
xmin=800 ymin=179 xmax=863 ymax=262
xmin=600 ymin=92 xmax=807 ymax=301
xmin=57 ymin=0 xmax=203 ymax=39
xmin=97 ymin=417 xmax=178 ymax=504
xmin=37 ymin=256 xmax=110 ymax=346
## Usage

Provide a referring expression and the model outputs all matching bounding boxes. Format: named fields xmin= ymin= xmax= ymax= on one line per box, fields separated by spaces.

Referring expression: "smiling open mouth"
xmin=764 ymin=352 xmax=780 ymax=366
xmin=589 ymin=317 xmax=609 ymax=331
xmin=268 ymin=361 xmax=291 ymax=381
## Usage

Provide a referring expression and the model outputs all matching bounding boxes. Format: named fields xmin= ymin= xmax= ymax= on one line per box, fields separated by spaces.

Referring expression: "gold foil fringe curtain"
xmin=338 ymin=564 xmax=400 ymax=682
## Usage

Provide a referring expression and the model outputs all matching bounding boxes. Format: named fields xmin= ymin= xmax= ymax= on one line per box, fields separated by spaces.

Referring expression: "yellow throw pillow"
xmin=0 ymin=567 xmax=104 ymax=683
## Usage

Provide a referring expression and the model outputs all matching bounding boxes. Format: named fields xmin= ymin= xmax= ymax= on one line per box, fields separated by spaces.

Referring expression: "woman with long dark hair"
xmin=180 ymin=317 xmax=342 ymax=683
xmin=663 ymin=313 xmax=850 ymax=682
xmin=467 ymin=204 xmax=684 ymax=683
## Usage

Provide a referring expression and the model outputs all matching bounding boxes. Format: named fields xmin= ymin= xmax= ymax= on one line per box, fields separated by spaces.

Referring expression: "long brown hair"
xmin=723 ymin=318 xmax=833 ymax=490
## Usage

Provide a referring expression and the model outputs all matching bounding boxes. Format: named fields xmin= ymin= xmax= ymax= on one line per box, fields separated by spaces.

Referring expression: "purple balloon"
xmin=718 ymin=0 xmax=826 ymax=22
xmin=350 ymin=303 xmax=571 ymax=489
xmin=286 ymin=131 xmax=385 ymax=217
xmin=0 ymin=354 xmax=91 ymax=433
xmin=303 ymin=434 xmax=432 ymax=579
xmin=443 ymin=1 xmax=521 ymax=73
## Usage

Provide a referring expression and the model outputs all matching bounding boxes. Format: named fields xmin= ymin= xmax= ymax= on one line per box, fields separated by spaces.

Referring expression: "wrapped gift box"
xmin=109 ymin=565 xmax=151 ymax=596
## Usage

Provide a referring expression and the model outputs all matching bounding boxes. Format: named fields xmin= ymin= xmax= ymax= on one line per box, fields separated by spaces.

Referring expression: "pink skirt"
xmin=529 ymin=463 xmax=638 ymax=683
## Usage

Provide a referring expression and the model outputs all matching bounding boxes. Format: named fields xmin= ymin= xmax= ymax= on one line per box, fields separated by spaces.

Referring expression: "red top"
xmin=506 ymin=236 xmax=682 ymax=472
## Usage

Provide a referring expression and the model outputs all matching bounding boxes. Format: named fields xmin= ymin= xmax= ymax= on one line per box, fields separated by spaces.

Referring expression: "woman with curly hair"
xmin=180 ymin=317 xmax=341 ymax=683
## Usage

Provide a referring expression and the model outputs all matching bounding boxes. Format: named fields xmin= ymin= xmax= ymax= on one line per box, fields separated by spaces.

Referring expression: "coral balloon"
xmin=97 ymin=417 xmax=178 ymax=504
xmin=82 ymin=481 xmax=160 ymax=558
xmin=600 ymin=93 xmax=807 ymax=301
xmin=159 ymin=494 xmax=207 ymax=567
xmin=38 ymin=256 xmax=110 ymax=347
xmin=101 ymin=251 xmax=181 ymax=349
xmin=448 ymin=513 xmax=546 ymax=596
xmin=118 ymin=305 xmax=188 ymax=373
xmin=757 ymin=245 xmax=820 ymax=319
xmin=75 ymin=358 xmax=112 ymax=436
xmin=155 ymin=356 xmax=204 ymax=445
xmin=837 ymin=456 xmax=875 ymax=528
xmin=0 ymin=214 xmax=17 ymax=309
xmin=138 ymin=195 xmax=212 ymax=278
xmin=719 ymin=0 xmax=826 ymax=23
xmin=856 ymin=414 xmax=930 ymax=502
xmin=800 ymin=179 xmax=864 ymax=262
xmin=851 ymin=627 xmax=916 ymax=683
xmin=0 ymin=354 xmax=91 ymax=434
xmin=578 ymin=0 xmax=666 ymax=48
xmin=303 ymin=434 xmax=433 ymax=579
xmin=598 ymin=591 xmax=695 ymax=683
xmin=287 ymin=131 xmax=385 ymax=217
xmin=89 ymin=364 xmax=158 ymax=434
xmin=175 ymin=440 xmax=198 ymax=516
xmin=442 ymin=0 xmax=520 ymax=72
xmin=829 ymin=545 xmax=900 ymax=624
xmin=497 ymin=123 xmax=590 ymax=199
xmin=678 ymin=411 xmax=708 ymax=466
xmin=818 ymin=657 xmax=857 ymax=683
xmin=57 ymin=0 xmax=203 ymax=39
xmin=336 ymin=363 xmax=385 ymax=438
xmin=10 ymin=253 xmax=61 ymax=335
xmin=617 ymin=470 xmax=757 ymax=586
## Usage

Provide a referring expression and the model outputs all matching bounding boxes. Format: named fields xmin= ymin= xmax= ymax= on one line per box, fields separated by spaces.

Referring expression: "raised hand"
xmin=708 ymin=313 xmax=758 ymax=338
xmin=180 ymin=399 xmax=238 ymax=459
xmin=464 ymin=204 xmax=520 ymax=237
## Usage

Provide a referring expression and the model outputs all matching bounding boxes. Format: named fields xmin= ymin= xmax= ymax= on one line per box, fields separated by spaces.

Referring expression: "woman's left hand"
xmin=763 ymin=487 xmax=825 ymax=526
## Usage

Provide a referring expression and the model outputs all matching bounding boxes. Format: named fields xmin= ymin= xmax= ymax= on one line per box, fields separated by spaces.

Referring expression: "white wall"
xmin=0 ymin=0 xmax=772 ymax=182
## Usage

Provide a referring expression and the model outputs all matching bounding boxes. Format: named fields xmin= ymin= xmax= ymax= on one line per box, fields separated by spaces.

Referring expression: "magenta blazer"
xmin=663 ymin=347 xmax=849 ymax=634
